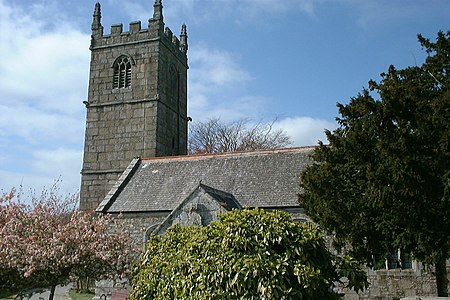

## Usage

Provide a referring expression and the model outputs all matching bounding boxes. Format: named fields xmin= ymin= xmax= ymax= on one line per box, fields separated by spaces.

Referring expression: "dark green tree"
xmin=299 ymin=32 xmax=450 ymax=296
xmin=130 ymin=209 xmax=368 ymax=300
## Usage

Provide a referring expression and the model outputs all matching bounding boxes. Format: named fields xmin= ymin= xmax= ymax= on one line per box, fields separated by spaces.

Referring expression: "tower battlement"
xmin=80 ymin=0 xmax=189 ymax=210
xmin=90 ymin=1 xmax=187 ymax=62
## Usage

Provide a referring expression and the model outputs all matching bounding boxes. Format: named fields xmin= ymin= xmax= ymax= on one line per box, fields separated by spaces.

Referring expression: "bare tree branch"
xmin=188 ymin=118 xmax=292 ymax=154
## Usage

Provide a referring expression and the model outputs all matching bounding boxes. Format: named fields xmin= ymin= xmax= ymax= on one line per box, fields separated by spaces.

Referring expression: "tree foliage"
xmin=188 ymin=118 xmax=291 ymax=154
xmin=0 ymin=186 xmax=136 ymax=300
xmin=130 ymin=209 xmax=368 ymax=300
xmin=299 ymin=32 xmax=450 ymax=296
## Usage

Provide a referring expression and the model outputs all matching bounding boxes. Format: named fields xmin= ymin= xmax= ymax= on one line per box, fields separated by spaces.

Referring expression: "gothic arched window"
xmin=113 ymin=56 xmax=132 ymax=89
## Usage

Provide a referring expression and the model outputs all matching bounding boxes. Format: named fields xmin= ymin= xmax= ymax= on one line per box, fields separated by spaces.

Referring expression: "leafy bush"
xmin=130 ymin=209 xmax=367 ymax=300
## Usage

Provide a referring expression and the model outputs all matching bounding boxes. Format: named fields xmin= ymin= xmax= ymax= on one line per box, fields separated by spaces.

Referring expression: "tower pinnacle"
xmin=180 ymin=24 xmax=188 ymax=53
xmin=149 ymin=0 xmax=164 ymax=36
xmin=153 ymin=0 xmax=163 ymax=22
xmin=91 ymin=2 xmax=102 ymax=32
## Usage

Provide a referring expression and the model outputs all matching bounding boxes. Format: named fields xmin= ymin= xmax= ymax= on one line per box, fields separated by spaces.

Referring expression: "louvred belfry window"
xmin=113 ymin=56 xmax=132 ymax=89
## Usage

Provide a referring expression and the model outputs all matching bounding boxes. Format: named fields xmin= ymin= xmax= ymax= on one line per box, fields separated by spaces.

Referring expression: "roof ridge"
xmin=141 ymin=146 xmax=316 ymax=162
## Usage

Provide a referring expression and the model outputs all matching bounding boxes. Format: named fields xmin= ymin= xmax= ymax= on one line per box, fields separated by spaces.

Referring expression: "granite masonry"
xmin=80 ymin=0 xmax=188 ymax=210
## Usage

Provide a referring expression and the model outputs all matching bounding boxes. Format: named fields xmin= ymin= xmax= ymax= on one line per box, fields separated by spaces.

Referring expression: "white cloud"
xmin=0 ymin=0 xmax=89 ymax=194
xmin=0 ymin=24 xmax=89 ymax=114
xmin=190 ymin=43 xmax=251 ymax=86
xmin=0 ymin=104 xmax=84 ymax=145
xmin=31 ymin=148 xmax=83 ymax=189
xmin=274 ymin=116 xmax=336 ymax=146
xmin=188 ymin=42 xmax=262 ymax=121
xmin=0 ymin=147 xmax=82 ymax=195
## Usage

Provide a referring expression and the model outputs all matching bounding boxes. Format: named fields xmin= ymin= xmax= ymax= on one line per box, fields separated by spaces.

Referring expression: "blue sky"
xmin=0 ymin=0 xmax=449 ymax=196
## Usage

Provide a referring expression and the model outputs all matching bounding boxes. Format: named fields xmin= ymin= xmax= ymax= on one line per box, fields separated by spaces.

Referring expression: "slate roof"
xmin=97 ymin=147 xmax=315 ymax=213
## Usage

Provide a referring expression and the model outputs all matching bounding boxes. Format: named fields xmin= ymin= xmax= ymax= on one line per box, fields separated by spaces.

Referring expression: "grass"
xmin=68 ymin=289 xmax=95 ymax=300
xmin=0 ymin=290 xmax=17 ymax=300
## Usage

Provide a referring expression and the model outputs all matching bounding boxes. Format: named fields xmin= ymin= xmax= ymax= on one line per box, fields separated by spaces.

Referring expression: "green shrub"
xmin=130 ymin=208 xmax=368 ymax=300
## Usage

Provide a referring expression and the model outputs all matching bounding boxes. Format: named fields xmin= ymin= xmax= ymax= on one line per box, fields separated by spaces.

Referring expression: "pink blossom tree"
xmin=0 ymin=186 xmax=136 ymax=300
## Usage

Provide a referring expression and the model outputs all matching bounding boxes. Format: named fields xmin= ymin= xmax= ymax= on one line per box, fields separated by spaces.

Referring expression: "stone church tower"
xmin=80 ymin=0 xmax=188 ymax=210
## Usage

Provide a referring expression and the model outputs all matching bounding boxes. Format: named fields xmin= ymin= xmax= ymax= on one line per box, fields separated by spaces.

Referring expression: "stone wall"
xmin=343 ymin=262 xmax=450 ymax=300
xmin=120 ymin=212 xmax=169 ymax=251
xmin=93 ymin=212 xmax=168 ymax=299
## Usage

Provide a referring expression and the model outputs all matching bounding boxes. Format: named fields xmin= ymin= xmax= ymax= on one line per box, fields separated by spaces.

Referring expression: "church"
xmin=79 ymin=1 xmax=445 ymax=299
xmin=79 ymin=0 xmax=310 ymax=239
